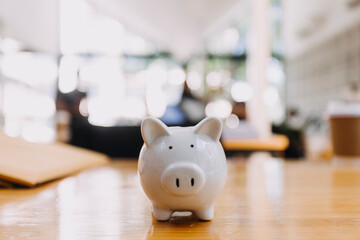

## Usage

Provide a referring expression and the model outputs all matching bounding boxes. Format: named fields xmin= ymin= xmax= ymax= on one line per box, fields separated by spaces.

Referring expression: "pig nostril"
xmin=176 ymin=178 xmax=180 ymax=187
xmin=191 ymin=178 xmax=194 ymax=186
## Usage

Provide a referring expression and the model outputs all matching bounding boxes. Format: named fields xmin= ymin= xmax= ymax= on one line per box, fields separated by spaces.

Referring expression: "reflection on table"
xmin=1 ymin=153 xmax=360 ymax=239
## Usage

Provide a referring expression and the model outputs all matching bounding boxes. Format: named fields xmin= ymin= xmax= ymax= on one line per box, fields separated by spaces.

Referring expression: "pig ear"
xmin=193 ymin=117 xmax=223 ymax=142
xmin=141 ymin=117 xmax=170 ymax=147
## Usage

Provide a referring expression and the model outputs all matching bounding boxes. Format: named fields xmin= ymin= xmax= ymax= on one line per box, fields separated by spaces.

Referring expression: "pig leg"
xmin=195 ymin=206 xmax=214 ymax=221
xmin=153 ymin=206 xmax=173 ymax=221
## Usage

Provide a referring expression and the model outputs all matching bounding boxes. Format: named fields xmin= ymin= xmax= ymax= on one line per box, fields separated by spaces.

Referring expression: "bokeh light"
xmin=205 ymin=99 xmax=232 ymax=119
xmin=206 ymin=72 xmax=222 ymax=89
xmin=231 ymin=81 xmax=253 ymax=102
xmin=186 ymin=71 xmax=202 ymax=90
xmin=225 ymin=114 xmax=240 ymax=129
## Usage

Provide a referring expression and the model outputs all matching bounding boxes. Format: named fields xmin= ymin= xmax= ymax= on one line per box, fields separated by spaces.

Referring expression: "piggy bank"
xmin=138 ymin=117 xmax=227 ymax=221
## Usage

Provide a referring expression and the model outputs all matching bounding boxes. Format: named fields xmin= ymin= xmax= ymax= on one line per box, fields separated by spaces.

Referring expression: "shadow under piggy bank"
xmin=145 ymin=212 xmax=220 ymax=240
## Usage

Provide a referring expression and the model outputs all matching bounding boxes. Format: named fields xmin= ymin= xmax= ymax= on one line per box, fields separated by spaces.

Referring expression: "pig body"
xmin=138 ymin=117 xmax=227 ymax=221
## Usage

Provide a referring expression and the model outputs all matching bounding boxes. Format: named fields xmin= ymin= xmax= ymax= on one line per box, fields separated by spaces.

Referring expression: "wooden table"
xmin=1 ymin=153 xmax=360 ymax=239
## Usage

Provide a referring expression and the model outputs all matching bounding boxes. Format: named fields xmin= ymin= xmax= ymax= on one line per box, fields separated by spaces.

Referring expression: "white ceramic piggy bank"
xmin=138 ymin=117 xmax=227 ymax=221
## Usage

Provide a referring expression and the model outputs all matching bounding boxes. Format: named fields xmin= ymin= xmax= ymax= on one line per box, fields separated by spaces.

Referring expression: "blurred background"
xmin=0 ymin=0 xmax=359 ymax=159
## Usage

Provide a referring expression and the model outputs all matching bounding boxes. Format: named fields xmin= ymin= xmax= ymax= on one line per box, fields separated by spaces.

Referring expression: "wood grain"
xmin=1 ymin=153 xmax=360 ymax=239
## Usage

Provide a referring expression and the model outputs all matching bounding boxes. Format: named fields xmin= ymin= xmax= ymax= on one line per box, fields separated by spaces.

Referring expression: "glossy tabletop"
xmin=1 ymin=153 xmax=360 ymax=239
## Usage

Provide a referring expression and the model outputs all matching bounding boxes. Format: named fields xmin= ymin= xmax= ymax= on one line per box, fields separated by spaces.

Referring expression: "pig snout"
xmin=160 ymin=162 xmax=205 ymax=196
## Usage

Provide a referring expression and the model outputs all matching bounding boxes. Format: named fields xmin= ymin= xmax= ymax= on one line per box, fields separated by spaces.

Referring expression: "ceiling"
xmin=0 ymin=0 xmax=59 ymax=54
xmin=0 ymin=0 xmax=246 ymax=60
xmin=86 ymin=0 xmax=246 ymax=60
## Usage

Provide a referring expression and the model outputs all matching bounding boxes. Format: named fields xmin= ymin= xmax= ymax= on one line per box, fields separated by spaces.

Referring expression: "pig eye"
xmin=190 ymin=144 xmax=194 ymax=148
xmin=169 ymin=146 xmax=173 ymax=150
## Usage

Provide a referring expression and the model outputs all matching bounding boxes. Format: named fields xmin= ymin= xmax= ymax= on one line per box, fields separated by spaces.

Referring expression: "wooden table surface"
xmin=1 ymin=153 xmax=360 ymax=239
